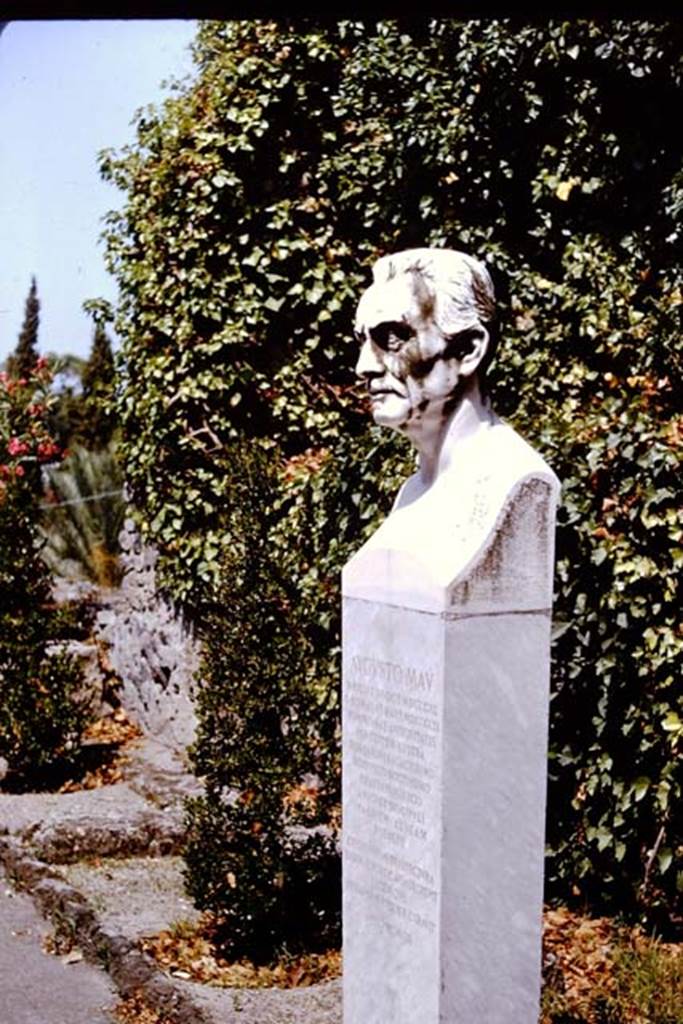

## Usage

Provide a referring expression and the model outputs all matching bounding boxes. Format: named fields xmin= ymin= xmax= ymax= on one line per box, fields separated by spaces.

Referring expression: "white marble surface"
xmin=440 ymin=611 xmax=550 ymax=1021
xmin=343 ymin=419 xmax=557 ymax=614
xmin=343 ymin=600 xmax=444 ymax=1023
xmin=342 ymin=423 xmax=559 ymax=1024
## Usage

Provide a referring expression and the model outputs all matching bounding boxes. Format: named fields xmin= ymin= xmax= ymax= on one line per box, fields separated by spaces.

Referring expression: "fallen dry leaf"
xmin=58 ymin=708 xmax=142 ymax=794
xmin=140 ymin=915 xmax=342 ymax=990
xmin=61 ymin=948 xmax=84 ymax=965
xmin=114 ymin=990 xmax=175 ymax=1024
xmin=540 ymin=905 xmax=681 ymax=1024
xmin=83 ymin=709 xmax=143 ymax=746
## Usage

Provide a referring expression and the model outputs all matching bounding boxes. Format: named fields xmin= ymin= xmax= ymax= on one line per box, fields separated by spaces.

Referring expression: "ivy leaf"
xmin=657 ymin=848 xmax=673 ymax=875
xmin=633 ymin=777 xmax=650 ymax=802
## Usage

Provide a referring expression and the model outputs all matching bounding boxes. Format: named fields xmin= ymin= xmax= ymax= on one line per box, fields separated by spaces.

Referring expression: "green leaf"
xmin=596 ymin=827 xmax=613 ymax=852
xmin=657 ymin=848 xmax=673 ymax=874
xmin=633 ymin=777 xmax=650 ymax=802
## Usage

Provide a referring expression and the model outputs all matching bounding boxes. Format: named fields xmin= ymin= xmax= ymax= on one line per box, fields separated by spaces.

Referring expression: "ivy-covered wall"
xmin=101 ymin=20 xmax=682 ymax=930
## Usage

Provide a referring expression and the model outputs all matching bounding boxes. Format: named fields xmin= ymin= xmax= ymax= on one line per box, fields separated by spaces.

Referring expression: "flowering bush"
xmin=0 ymin=358 xmax=88 ymax=785
xmin=0 ymin=357 xmax=61 ymax=491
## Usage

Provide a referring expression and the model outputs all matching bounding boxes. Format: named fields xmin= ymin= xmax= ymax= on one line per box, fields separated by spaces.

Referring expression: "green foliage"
xmin=7 ymin=277 xmax=40 ymax=379
xmin=0 ymin=362 xmax=88 ymax=783
xmin=79 ymin=324 xmax=117 ymax=448
xmin=47 ymin=354 xmax=87 ymax=451
xmin=48 ymin=326 xmax=118 ymax=452
xmin=102 ymin=19 xmax=682 ymax=935
xmin=41 ymin=443 xmax=124 ymax=588
xmin=184 ymin=441 xmax=340 ymax=962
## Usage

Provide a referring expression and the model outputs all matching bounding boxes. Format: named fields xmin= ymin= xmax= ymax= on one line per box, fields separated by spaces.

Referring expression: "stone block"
xmin=342 ymin=456 xmax=558 ymax=1024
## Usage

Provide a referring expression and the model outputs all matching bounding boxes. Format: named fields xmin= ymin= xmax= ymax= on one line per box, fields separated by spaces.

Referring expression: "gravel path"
xmin=0 ymin=866 xmax=117 ymax=1024
xmin=0 ymin=738 xmax=342 ymax=1024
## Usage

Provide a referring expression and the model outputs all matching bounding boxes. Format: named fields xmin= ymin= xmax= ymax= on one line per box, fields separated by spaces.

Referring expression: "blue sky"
xmin=0 ymin=20 xmax=198 ymax=364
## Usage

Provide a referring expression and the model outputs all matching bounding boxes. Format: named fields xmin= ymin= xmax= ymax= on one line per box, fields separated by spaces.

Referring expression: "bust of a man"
xmin=347 ymin=248 xmax=559 ymax=611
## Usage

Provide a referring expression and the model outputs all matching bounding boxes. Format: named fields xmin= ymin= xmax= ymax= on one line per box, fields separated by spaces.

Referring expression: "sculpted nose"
xmin=356 ymin=337 xmax=384 ymax=378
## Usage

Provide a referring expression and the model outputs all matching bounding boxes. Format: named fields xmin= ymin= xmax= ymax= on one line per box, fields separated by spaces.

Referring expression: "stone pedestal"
xmin=342 ymin=423 xmax=559 ymax=1024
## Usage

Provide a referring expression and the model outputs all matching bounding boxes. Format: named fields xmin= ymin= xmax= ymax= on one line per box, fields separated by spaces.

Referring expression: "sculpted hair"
xmin=371 ymin=248 xmax=499 ymax=376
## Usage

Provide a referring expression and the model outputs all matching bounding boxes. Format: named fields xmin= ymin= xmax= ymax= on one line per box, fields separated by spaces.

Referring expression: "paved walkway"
xmin=0 ymin=867 xmax=118 ymax=1024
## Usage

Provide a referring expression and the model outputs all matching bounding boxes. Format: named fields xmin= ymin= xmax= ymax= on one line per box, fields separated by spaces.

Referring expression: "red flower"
xmin=37 ymin=440 xmax=60 ymax=461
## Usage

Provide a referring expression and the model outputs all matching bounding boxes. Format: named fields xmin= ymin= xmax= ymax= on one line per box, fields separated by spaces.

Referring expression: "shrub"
xmin=0 ymin=361 xmax=89 ymax=784
xmin=184 ymin=440 xmax=341 ymax=962
xmin=102 ymin=19 xmax=682 ymax=932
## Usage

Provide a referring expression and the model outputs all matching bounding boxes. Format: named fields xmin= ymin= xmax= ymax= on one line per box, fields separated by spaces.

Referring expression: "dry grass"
xmin=541 ymin=906 xmax=682 ymax=1024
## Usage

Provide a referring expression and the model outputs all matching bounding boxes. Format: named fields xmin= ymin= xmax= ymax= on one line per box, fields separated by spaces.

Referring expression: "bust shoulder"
xmin=343 ymin=420 xmax=559 ymax=612
xmin=394 ymin=419 xmax=557 ymax=514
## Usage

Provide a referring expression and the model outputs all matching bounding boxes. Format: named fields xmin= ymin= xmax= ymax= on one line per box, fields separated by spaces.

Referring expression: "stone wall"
xmin=95 ymin=519 xmax=200 ymax=752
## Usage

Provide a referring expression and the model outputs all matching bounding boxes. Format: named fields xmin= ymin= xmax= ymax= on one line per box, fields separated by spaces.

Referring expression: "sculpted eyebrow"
xmin=369 ymin=320 xmax=415 ymax=347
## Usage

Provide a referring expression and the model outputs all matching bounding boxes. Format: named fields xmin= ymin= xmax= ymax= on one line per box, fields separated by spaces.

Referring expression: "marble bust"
xmin=342 ymin=248 xmax=559 ymax=1024
xmin=346 ymin=247 xmax=560 ymax=613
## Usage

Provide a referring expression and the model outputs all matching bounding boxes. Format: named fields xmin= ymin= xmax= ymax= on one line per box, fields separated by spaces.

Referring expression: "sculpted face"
xmin=354 ymin=270 xmax=486 ymax=433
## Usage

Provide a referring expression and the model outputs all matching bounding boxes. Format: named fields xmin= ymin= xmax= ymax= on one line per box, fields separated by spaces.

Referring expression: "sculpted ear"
xmin=446 ymin=327 xmax=489 ymax=378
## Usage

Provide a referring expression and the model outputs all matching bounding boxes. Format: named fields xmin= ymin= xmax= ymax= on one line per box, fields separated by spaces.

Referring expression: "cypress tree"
xmin=80 ymin=323 xmax=116 ymax=447
xmin=82 ymin=323 xmax=114 ymax=398
xmin=9 ymin=277 xmax=40 ymax=378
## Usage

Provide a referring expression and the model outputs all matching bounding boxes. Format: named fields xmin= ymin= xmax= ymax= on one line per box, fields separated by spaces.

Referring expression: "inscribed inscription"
xmin=343 ymin=645 xmax=442 ymax=940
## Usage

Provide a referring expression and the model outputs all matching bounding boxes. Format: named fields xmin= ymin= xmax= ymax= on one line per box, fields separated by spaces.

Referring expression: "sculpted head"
xmin=354 ymin=248 xmax=496 ymax=434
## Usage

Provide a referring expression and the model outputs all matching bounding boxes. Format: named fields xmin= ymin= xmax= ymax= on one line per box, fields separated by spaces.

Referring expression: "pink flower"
xmin=14 ymin=464 xmax=25 ymax=477
xmin=7 ymin=437 xmax=29 ymax=457
xmin=35 ymin=356 xmax=49 ymax=371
